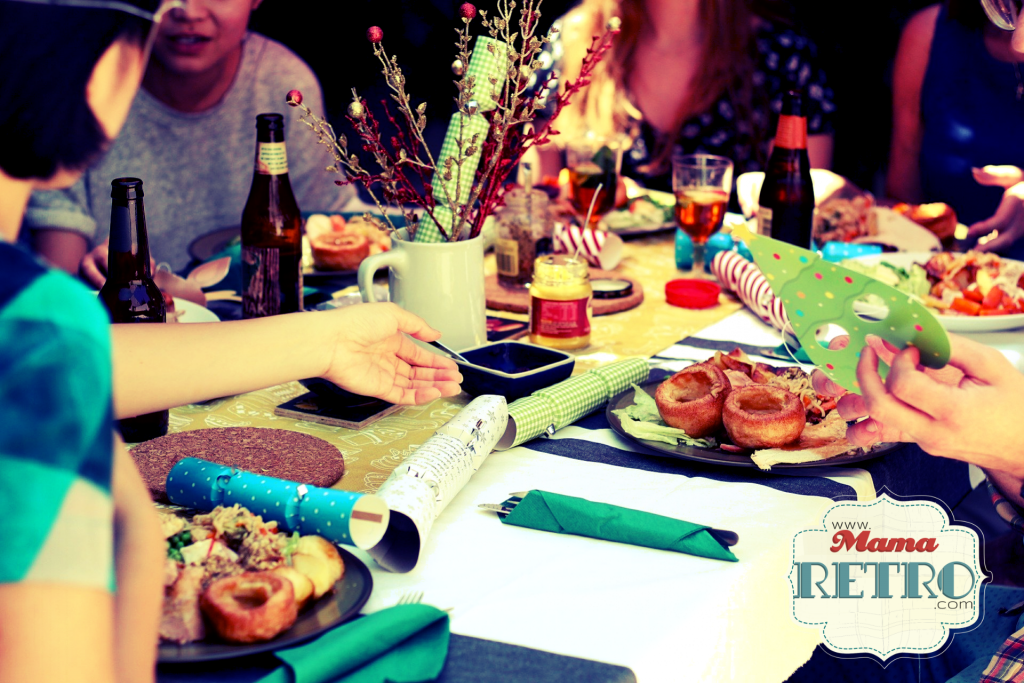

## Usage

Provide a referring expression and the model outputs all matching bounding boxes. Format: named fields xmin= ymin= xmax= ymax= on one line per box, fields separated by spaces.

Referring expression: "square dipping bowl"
xmin=454 ymin=342 xmax=575 ymax=401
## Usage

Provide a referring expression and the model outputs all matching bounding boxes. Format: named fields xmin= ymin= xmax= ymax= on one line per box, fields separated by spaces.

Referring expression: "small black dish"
xmin=454 ymin=341 xmax=575 ymax=401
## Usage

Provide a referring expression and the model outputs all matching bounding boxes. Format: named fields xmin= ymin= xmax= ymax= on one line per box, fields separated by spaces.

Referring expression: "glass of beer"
xmin=566 ymin=133 xmax=624 ymax=226
xmin=672 ymin=152 xmax=733 ymax=276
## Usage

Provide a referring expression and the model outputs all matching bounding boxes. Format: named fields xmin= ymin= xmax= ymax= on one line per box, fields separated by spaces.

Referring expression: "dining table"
xmin=157 ymin=228 xmax=1013 ymax=683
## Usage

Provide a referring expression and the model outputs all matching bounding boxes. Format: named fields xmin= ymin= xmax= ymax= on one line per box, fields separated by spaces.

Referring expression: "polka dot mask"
xmin=731 ymin=225 xmax=950 ymax=394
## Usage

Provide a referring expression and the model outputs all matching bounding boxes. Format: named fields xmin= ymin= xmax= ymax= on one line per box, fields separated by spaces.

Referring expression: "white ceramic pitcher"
xmin=358 ymin=229 xmax=486 ymax=351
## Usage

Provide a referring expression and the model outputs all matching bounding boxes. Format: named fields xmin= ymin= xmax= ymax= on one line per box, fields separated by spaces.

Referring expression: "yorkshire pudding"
xmin=654 ymin=362 xmax=730 ymax=437
xmin=722 ymin=385 xmax=805 ymax=449
xmin=200 ymin=572 xmax=297 ymax=643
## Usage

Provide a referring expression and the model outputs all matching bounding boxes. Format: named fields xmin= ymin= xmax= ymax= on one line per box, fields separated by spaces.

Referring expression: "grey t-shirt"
xmin=24 ymin=33 xmax=353 ymax=271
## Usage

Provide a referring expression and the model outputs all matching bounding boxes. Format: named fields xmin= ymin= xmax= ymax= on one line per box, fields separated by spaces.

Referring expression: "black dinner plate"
xmin=606 ymin=379 xmax=896 ymax=469
xmin=157 ymin=547 xmax=373 ymax=663
xmin=186 ymin=226 xmax=357 ymax=282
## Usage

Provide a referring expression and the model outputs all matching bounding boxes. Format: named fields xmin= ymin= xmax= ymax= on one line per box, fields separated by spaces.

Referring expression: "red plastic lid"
xmin=665 ymin=279 xmax=721 ymax=309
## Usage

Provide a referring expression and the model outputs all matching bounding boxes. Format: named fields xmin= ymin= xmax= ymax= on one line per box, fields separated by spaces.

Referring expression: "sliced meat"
xmin=160 ymin=566 xmax=207 ymax=644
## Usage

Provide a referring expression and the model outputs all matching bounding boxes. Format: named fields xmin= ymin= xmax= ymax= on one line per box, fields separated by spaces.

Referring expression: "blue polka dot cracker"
xmin=730 ymin=225 xmax=951 ymax=393
xmin=166 ymin=457 xmax=389 ymax=550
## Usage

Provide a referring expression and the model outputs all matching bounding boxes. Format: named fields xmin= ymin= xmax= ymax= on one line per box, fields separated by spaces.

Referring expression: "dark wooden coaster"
xmin=485 ymin=269 xmax=644 ymax=315
xmin=131 ymin=427 xmax=345 ymax=501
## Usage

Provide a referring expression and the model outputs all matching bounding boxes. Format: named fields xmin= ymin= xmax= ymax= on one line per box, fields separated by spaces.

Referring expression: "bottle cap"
xmin=665 ymin=279 xmax=721 ymax=309
xmin=781 ymin=90 xmax=804 ymax=117
xmin=256 ymin=113 xmax=285 ymax=130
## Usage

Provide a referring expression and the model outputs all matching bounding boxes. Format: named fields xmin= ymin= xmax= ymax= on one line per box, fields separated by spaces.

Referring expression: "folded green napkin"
xmin=499 ymin=490 xmax=738 ymax=562
xmin=255 ymin=604 xmax=449 ymax=683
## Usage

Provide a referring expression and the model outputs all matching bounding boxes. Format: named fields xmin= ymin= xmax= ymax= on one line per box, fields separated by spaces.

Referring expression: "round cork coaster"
xmin=131 ymin=427 xmax=345 ymax=501
xmin=485 ymin=269 xmax=644 ymax=315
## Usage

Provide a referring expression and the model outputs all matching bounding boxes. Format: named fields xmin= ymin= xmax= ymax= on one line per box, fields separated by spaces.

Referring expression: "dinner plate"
xmin=157 ymin=547 xmax=373 ymax=663
xmin=186 ymin=212 xmax=406 ymax=282
xmin=606 ymin=379 xmax=895 ymax=469
xmin=851 ymin=252 xmax=1024 ymax=332
xmin=174 ymin=298 xmax=220 ymax=323
xmin=600 ymin=189 xmax=676 ymax=237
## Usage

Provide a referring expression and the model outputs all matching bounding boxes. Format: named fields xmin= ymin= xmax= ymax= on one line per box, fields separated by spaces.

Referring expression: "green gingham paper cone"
xmin=496 ymin=358 xmax=649 ymax=449
xmin=415 ymin=36 xmax=509 ymax=243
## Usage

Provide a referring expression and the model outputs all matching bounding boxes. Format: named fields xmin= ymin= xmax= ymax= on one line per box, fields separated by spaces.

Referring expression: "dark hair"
xmin=0 ymin=2 xmax=148 ymax=180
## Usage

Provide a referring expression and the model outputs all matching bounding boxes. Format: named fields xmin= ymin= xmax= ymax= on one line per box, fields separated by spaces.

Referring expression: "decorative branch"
xmin=287 ymin=5 xmax=619 ymax=242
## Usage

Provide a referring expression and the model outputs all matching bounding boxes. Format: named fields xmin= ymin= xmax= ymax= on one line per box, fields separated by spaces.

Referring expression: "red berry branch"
xmin=289 ymin=2 xmax=618 ymax=241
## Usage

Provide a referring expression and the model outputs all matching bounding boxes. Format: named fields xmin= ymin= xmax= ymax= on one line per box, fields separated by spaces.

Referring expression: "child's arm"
xmin=110 ymin=302 xmax=462 ymax=418
xmin=111 ymin=440 xmax=163 ymax=683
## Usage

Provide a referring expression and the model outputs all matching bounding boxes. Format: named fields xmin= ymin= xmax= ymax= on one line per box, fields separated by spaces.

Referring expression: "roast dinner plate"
xmin=851 ymin=252 xmax=1024 ymax=333
xmin=606 ymin=379 xmax=896 ymax=469
xmin=157 ymin=547 xmax=373 ymax=663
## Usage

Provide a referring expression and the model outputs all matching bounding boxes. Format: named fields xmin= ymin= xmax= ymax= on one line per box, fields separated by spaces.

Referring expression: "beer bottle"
xmin=98 ymin=178 xmax=169 ymax=442
xmin=757 ymin=91 xmax=815 ymax=248
xmin=241 ymin=113 xmax=303 ymax=318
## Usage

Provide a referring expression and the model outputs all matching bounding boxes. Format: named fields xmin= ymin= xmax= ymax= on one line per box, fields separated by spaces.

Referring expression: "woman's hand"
xmin=320 ymin=302 xmax=463 ymax=405
xmin=80 ymin=238 xmax=156 ymax=289
xmin=972 ymin=165 xmax=1024 ymax=189
xmin=816 ymin=334 xmax=1024 ymax=477
xmin=966 ymin=179 xmax=1024 ymax=253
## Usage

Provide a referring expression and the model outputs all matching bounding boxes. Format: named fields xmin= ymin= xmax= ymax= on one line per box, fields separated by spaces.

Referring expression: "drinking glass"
xmin=672 ymin=153 xmax=734 ymax=276
xmin=565 ymin=133 xmax=624 ymax=226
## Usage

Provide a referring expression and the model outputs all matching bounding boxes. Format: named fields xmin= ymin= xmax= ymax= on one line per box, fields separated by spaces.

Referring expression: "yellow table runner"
xmin=169 ymin=233 xmax=741 ymax=493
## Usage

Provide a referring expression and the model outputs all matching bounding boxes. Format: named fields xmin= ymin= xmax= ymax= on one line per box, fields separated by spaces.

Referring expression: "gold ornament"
xmin=451 ymin=59 xmax=465 ymax=76
xmin=466 ymin=100 xmax=479 ymax=115
xmin=347 ymin=100 xmax=365 ymax=119
xmin=606 ymin=16 xmax=621 ymax=31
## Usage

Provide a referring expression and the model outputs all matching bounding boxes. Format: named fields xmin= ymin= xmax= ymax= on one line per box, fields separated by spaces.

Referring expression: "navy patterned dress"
xmin=533 ymin=19 xmax=837 ymax=190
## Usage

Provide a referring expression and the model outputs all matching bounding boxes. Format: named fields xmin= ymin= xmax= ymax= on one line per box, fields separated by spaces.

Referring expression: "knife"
xmin=675 ymin=336 xmax=799 ymax=363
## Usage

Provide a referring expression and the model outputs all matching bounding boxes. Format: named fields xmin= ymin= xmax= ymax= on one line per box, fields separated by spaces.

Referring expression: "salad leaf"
xmin=613 ymin=385 xmax=715 ymax=447
xmin=840 ymin=259 xmax=930 ymax=297
xmin=615 ymin=383 xmax=662 ymax=421
xmin=283 ymin=531 xmax=301 ymax=558
xmin=614 ymin=413 xmax=716 ymax=447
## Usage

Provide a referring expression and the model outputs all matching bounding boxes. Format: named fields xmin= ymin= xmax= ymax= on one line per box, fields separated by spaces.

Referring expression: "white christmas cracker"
xmin=367 ymin=394 xmax=508 ymax=572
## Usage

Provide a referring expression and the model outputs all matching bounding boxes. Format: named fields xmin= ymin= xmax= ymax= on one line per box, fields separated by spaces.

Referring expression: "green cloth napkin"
xmin=255 ymin=604 xmax=449 ymax=683
xmin=500 ymin=490 xmax=738 ymax=562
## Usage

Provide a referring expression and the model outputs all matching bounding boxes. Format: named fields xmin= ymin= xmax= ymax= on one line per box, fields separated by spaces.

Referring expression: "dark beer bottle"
xmin=98 ymin=178 xmax=169 ymax=442
xmin=241 ymin=113 xmax=303 ymax=318
xmin=757 ymin=91 xmax=815 ymax=248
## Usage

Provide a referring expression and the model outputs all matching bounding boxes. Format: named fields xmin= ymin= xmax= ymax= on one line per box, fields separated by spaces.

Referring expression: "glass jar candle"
xmin=529 ymin=254 xmax=592 ymax=350
xmin=496 ymin=187 xmax=552 ymax=288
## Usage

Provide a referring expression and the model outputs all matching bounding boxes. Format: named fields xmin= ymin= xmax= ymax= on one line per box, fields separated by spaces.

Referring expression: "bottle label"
xmin=530 ymin=296 xmax=591 ymax=339
xmin=757 ymin=207 xmax=773 ymax=236
xmin=256 ymin=142 xmax=289 ymax=175
xmin=496 ymin=238 xmax=519 ymax=277
xmin=774 ymin=115 xmax=807 ymax=150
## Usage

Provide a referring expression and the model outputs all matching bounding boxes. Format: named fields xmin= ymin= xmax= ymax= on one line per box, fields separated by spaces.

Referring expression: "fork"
xmin=395 ymin=590 xmax=423 ymax=606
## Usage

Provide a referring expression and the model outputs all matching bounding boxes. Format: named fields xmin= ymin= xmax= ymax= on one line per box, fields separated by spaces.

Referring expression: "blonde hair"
xmin=555 ymin=0 xmax=785 ymax=172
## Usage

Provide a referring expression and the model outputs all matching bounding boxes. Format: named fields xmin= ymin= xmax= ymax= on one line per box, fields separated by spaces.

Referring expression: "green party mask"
xmin=731 ymin=224 xmax=951 ymax=394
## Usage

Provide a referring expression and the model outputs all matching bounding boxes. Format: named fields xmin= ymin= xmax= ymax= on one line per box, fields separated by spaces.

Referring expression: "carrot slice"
xmin=963 ymin=288 xmax=985 ymax=303
xmin=951 ymin=297 xmax=982 ymax=315
xmin=983 ymin=286 xmax=1005 ymax=310
xmin=979 ymin=308 xmax=1013 ymax=316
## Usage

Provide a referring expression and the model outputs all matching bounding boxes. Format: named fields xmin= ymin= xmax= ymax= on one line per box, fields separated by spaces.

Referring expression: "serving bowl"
xmin=453 ymin=341 xmax=575 ymax=401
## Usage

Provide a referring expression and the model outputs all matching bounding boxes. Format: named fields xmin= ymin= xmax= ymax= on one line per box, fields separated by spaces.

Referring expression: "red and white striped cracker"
xmin=712 ymin=250 xmax=790 ymax=331
xmin=553 ymin=223 xmax=623 ymax=270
